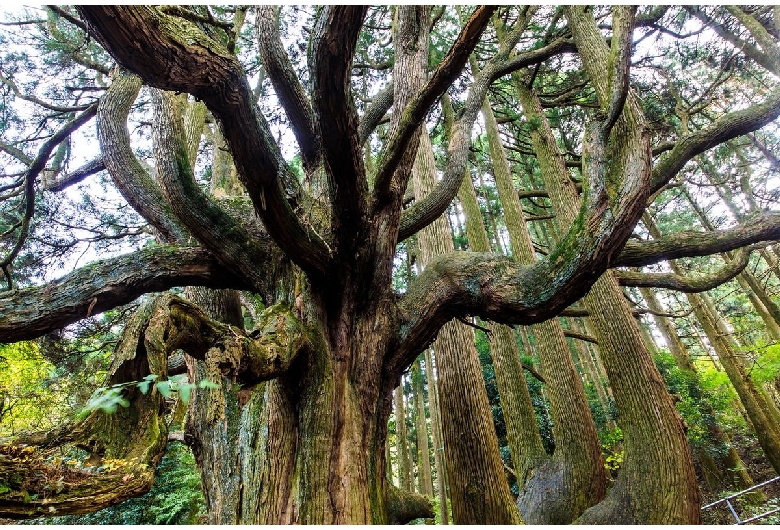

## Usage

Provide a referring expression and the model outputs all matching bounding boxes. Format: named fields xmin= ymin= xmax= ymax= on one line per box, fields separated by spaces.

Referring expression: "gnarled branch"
xmin=310 ymin=6 xmax=369 ymax=254
xmin=0 ymin=247 xmax=250 ymax=342
xmin=256 ymin=6 xmax=319 ymax=170
xmin=371 ymin=6 xmax=496 ymax=208
xmin=615 ymin=247 xmax=754 ymax=292
xmin=78 ymin=6 xmax=331 ymax=277
xmin=615 ymin=212 xmax=780 ymax=267
xmin=97 ymin=70 xmax=188 ymax=244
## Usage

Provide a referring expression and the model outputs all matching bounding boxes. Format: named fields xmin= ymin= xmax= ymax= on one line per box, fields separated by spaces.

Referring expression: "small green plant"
xmin=77 ymin=376 xmax=219 ymax=419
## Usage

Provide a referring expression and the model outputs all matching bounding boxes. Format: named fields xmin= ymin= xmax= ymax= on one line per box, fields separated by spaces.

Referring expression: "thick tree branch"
xmin=78 ymin=6 xmax=331 ymax=277
xmin=395 ymin=10 xmax=654 ymax=369
xmin=97 ymin=71 xmax=188 ymax=244
xmin=256 ymin=6 xmax=319 ymax=170
xmin=358 ymin=83 xmax=393 ymax=145
xmin=602 ymin=6 xmax=636 ymax=136
xmin=615 ymin=212 xmax=780 ymax=267
xmin=0 ymin=247 xmax=250 ymax=342
xmin=310 ymin=6 xmax=369 ymax=254
xmin=651 ymin=85 xmax=780 ymax=194
xmin=615 ymin=247 xmax=753 ymax=292
xmin=371 ymin=6 xmax=496 ymax=207
xmin=151 ymin=89 xmax=283 ymax=295
xmin=398 ymin=36 xmax=574 ymax=242
xmin=154 ymin=296 xmax=310 ymax=385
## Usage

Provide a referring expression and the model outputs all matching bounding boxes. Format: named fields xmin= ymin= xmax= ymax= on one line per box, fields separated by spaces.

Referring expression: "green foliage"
xmin=746 ymin=344 xmax=780 ymax=386
xmin=34 ymin=442 xmax=206 ymax=525
xmin=600 ymin=426 xmax=624 ymax=480
xmin=0 ymin=342 xmax=73 ymax=436
xmin=654 ymin=350 xmax=746 ymax=456
xmin=78 ymin=375 xmax=219 ymax=419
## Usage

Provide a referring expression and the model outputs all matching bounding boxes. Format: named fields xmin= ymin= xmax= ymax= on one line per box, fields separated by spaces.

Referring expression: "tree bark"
xmin=412 ymin=359 xmax=434 ymax=497
xmin=457 ymin=167 xmax=547 ymax=486
xmin=413 ymin=128 xmax=520 ymax=523
xmin=394 ymin=383 xmax=412 ymax=492
xmin=424 ymin=349 xmax=450 ymax=525
xmin=479 ymin=96 xmax=606 ymax=523
xmin=515 ymin=21 xmax=700 ymax=517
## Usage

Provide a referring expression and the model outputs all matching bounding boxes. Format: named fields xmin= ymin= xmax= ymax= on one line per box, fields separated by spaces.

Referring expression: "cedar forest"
xmin=2 ymin=5 xmax=780 ymax=525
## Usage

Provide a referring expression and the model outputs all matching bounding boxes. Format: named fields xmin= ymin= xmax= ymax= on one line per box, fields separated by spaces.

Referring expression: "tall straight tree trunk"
xmin=424 ymin=349 xmax=449 ymax=525
xmin=412 ymin=359 xmax=434 ymax=497
xmin=479 ymin=97 xmax=605 ymax=523
xmin=413 ymin=128 xmax=521 ymax=524
xmin=457 ymin=170 xmax=547 ymax=485
xmin=566 ymin=318 xmax=615 ymax=429
xmin=515 ymin=51 xmax=699 ymax=521
xmin=395 ymin=384 xmax=412 ymax=491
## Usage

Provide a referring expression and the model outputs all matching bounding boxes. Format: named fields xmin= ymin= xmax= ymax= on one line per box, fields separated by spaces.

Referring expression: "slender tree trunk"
xmin=412 ymin=359 xmax=434 ymax=497
xmin=395 ymin=383 xmax=412 ymax=491
xmin=424 ymin=349 xmax=450 ymax=525
xmin=689 ymin=290 xmax=780 ymax=473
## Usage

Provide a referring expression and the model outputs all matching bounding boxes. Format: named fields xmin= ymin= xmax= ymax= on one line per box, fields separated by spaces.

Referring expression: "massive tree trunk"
xmin=7 ymin=5 xmax=780 ymax=524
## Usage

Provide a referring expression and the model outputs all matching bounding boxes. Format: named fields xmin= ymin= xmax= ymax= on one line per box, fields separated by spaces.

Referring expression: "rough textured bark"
xmin=516 ymin=11 xmax=700 ymax=517
xmin=413 ymin=130 xmax=521 ymax=524
xmin=411 ymin=359 xmax=433 ymax=497
xmin=481 ymin=97 xmax=605 ymax=523
xmin=457 ymin=168 xmax=547 ymax=486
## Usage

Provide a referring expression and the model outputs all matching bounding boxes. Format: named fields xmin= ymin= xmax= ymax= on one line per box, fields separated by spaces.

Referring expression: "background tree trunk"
xmin=413 ymin=130 xmax=521 ymax=524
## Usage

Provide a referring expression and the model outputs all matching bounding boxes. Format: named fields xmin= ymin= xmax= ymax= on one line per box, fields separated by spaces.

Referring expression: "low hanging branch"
xmin=0 ymin=298 xmax=169 ymax=519
xmin=153 ymin=295 xmax=311 ymax=385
